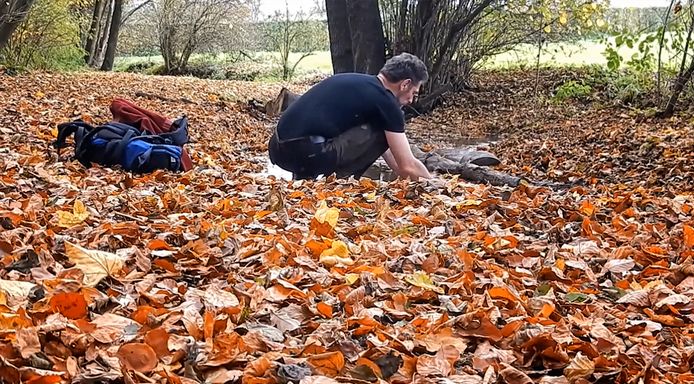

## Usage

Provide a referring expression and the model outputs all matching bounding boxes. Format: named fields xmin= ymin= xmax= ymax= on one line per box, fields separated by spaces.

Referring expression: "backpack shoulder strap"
xmin=53 ymin=120 xmax=94 ymax=157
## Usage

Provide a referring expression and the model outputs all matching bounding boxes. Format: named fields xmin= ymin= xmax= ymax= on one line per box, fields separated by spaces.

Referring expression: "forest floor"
xmin=0 ymin=69 xmax=693 ymax=384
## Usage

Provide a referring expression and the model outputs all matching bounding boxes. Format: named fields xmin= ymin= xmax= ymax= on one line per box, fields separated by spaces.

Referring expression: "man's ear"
xmin=401 ymin=79 xmax=412 ymax=90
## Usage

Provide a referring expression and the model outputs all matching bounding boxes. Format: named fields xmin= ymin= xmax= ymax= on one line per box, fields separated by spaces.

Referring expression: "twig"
xmin=534 ymin=18 xmax=544 ymax=103
xmin=657 ymin=0 xmax=677 ymax=103
xmin=113 ymin=211 xmax=146 ymax=223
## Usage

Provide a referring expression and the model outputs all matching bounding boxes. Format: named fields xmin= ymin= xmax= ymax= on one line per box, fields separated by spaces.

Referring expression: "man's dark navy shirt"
xmin=276 ymin=73 xmax=405 ymax=140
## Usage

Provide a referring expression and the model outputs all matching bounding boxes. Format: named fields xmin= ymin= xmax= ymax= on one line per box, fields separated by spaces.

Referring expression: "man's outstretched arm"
xmin=384 ymin=131 xmax=432 ymax=180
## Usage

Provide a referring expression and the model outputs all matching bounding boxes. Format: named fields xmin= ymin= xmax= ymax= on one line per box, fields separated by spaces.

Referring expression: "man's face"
xmin=395 ymin=79 xmax=421 ymax=106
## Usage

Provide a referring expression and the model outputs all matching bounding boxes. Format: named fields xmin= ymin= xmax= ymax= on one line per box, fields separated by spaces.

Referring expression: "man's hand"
xmin=384 ymin=131 xmax=432 ymax=180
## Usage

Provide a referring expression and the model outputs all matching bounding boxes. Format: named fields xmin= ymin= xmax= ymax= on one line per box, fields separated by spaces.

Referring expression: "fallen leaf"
xmin=617 ymin=289 xmax=650 ymax=306
xmin=319 ymin=240 xmax=354 ymax=266
xmin=684 ymin=225 xmax=694 ymax=248
xmin=416 ymin=353 xmax=451 ymax=377
xmin=602 ymin=258 xmax=635 ymax=274
xmin=405 ymin=271 xmax=444 ymax=294
xmin=144 ymin=327 xmax=170 ymax=358
xmin=499 ymin=364 xmax=533 ymax=384
xmin=564 ymin=353 xmax=594 ymax=382
xmin=205 ymin=368 xmax=243 ymax=384
xmin=91 ymin=313 xmax=139 ymax=344
xmin=49 ymin=292 xmax=88 ymax=320
xmin=0 ymin=279 xmax=37 ymax=308
xmin=307 ymin=351 xmax=344 ymax=377
xmin=56 ymin=200 xmax=89 ymax=227
xmin=316 ymin=302 xmax=333 ymax=318
xmin=64 ymin=241 xmax=127 ymax=287
xmin=117 ymin=343 xmax=158 ymax=373
xmin=314 ymin=201 xmax=339 ymax=228
xmin=17 ymin=328 xmax=41 ymax=359
xmin=299 ymin=377 xmax=340 ymax=384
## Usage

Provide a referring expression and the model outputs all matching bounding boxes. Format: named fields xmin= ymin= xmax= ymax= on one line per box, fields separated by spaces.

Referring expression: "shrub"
xmin=0 ymin=0 xmax=86 ymax=71
xmin=553 ymin=80 xmax=593 ymax=102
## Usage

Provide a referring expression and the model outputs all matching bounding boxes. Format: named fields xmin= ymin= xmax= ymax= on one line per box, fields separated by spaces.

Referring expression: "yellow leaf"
xmin=596 ymin=18 xmax=605 ymax=27
xmin=322 ymin=240 xmax=349 ymax=258
xmin=33 ymin=91 xmax=45 ymax=99
xmin=405 ymin=271 xmax=444 ymax=294
xmin=320 ymin=240 xmax=354 ymax=266
xmin=544 ymin=25 xmax=551 ymax=33
xmin=315 ymin=201 xmax=339 ymax=228
xmin=559 ymin=12 xmax=568 ymax=25
xmin=0 ymin=279 xmax=37 ymax=308
xmin=56 ymin=200 xmax=89 ymax=228
xmin=345 ymin=273 xmax=360 ymax=285
xmin=65 ymin=241 xmax=127 ymax=287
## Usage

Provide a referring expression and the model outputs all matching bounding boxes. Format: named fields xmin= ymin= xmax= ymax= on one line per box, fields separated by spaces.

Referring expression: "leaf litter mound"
xmin=0 ymin=70 xmax=693 ymax=384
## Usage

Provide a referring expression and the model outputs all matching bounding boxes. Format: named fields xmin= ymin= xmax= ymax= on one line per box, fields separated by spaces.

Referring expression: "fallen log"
xmin=411 ymin=147 xmax=521 ymax=187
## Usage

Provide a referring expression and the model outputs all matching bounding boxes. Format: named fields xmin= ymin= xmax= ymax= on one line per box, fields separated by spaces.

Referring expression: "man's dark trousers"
xmin=269 ymin=124 xmax=388 ymax=180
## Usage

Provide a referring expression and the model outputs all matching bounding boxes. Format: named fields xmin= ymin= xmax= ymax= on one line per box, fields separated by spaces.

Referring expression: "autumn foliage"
xmin=0 ymin=70 xmax=693 ymax=384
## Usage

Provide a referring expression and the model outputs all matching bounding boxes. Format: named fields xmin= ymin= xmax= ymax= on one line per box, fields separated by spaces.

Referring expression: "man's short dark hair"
xmin=379 ymin=53 xmax=429 ymax=84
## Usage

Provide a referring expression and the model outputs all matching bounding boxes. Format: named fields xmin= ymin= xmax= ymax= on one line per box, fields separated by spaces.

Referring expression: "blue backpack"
xmin=53 ymin=117 xmax=189 ymax=173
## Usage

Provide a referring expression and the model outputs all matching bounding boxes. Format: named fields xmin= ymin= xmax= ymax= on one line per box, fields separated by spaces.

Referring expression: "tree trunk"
xmin=84 ymin=0 xmax=105 ymax=64
xmin=346 ymin=0 xmax=385 ymax=75
xmin=100 ymin=0 xmax=124 ymax=71
xmin=93 ymin=0 xmax=113 ymax=67
xmin=660 ymin=57 xmax=694 ymax=117
xmin=325 ymin=0 xmax=354 ymax=73
xmin=0 ymin=0 xmax=36 ymax=51
xmin=659 ymin=7 xmax=694 ymax=118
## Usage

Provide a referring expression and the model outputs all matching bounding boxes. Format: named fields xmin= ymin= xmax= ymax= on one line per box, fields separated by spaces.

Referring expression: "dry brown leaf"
xmin=602 ymin=258 xmax=635 ymax=274
xmin=654 ymin=293 xmax=690 ymax=308
xmin=117 ymin=343 xmax=158 ymax=373
xmin=684 ymin=225 xmax=694 ymax=248
xmin=499 ymin=364 xmax=533 ymax=384
xmin=616 ymin=289 xmax=650 ymax=306
xmin=299 ymin=377 xmax=341 ymax=384
xmin=144 ymin=327 xmax=170 ymax=358
xmin=64 ymin=241 xmax=127 ymax=287
xmin=205 ymin=368 xmax=243 ymax=384
xmin=0 ymin=279 xmax=37 ymax=309
xmin=91 ymin=313 xmax=140 ymax=344
xmin=17 ymin=328 xmax=41 ymax=359
xmin=49 ymin=292 xmax=88 ymax=320
xmin=306 ymin=351 xmax=344 ymax=377
xmin=564 ymin=353 xmax=594 ymax=382
xmin=416 ymin=353 xmax=452 ymax=377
